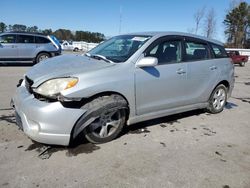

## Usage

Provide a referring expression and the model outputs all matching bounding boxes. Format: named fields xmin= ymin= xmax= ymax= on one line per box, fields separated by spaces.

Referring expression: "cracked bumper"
xmin=12 ymin=84 xmax=85 ymax=146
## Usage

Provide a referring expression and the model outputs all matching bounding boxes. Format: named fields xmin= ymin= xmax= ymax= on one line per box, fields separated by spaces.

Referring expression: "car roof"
xmin=124 ymin=31 xmax=223 ymax=46
xmin=0 ymin=31 xmax=48 ymax=37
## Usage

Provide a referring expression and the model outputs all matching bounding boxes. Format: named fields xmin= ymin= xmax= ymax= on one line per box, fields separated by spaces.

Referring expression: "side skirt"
xmin=127 ymin=102 xmax=208 ymax=125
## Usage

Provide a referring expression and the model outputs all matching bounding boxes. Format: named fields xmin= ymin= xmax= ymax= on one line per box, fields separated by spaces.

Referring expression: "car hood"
xmin=26 ymin=54 xmax=114 ymax=87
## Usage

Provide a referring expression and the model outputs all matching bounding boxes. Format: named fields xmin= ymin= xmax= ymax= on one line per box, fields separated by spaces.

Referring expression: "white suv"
xmin=0 ymin=32 xmax=61 ymax=63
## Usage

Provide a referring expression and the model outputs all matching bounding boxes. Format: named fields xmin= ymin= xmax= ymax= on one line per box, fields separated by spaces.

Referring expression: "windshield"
xmin=88 ymin=35 xmax=151 ymax=63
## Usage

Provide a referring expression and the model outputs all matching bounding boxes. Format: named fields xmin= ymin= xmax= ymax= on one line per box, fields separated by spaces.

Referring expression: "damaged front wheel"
xmin=73 ymin=95 xmax=128 ymax=144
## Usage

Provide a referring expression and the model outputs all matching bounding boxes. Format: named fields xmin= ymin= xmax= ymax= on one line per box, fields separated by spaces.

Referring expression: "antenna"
xmin=119 ymin=5 xmax=122 ymax=34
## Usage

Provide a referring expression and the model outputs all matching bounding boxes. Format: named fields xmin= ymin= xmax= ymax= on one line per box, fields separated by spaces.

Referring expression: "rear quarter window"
xmin=211 ymin=44 xmax=228 ymax=58
xmin=35 ymin=36 xmax=50 ymax=44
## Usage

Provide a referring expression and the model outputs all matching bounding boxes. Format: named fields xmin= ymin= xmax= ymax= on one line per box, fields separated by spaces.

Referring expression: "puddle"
xmin=215 ymin=151 xmax=222 ymax=156
xmin=2 ymin=183 xmax=9 ymax=187
xmin=0 ymin=108 xmax=12 ymax=111
xmin=220 ymin=159 xmax=227 ymax=162
xmin=234 ymin=97 xmax=250 ymax=104
xmin=0 ymin=113 xmax=16 ymax=124
xmin=25 ymin=142 xmax=100 ymax=159
xmin=160 ymin=142 xmax=166 ymax=147
xmin=128 ymin=128 xmax=150 ymax=134
xmin=203 ymin=127 xmax=216 ymax=136
xmin=166 ymin=120 xmax=180 ymax=125
xmin=160 ymin=124 xmax=167 ymax=128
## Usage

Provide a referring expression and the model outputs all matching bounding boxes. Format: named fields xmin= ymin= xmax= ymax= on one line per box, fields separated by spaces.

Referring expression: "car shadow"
xmin=122 ymin=109 xmax=205 ymax=135
xmin=21 ymin=109 xmax=206 ymax=159
xmin=225 ymin=102 xmax=238 ymax=109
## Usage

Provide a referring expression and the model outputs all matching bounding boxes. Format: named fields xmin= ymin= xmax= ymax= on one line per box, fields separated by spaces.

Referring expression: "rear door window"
xmin=211 ymin=44 xmax=228 ymax=58
xmin=17 ymin=35 xmax=35 ymax=43
xmin=35 ymin=36 xmax=50 ymax=44
xmin=0 ymin=34 xmax=16 ymax=43
xmin=184 ymin=41 xmax=210 ymax=61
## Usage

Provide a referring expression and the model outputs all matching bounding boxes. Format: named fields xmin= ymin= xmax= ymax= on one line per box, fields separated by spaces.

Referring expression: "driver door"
xmin=135 ymin=37 xmax=189 ymax=115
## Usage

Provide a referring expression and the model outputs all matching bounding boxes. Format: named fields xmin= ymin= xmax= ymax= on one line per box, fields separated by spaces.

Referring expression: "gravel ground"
xmin=0 ymin=58 xmax=250 ymax=188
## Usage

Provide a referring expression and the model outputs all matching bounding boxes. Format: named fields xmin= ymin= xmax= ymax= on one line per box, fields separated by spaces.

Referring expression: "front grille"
xmin=25 ymin=76 xmax=34 ymax=93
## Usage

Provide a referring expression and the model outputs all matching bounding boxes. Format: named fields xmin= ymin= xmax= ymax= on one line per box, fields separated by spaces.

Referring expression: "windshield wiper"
xmin=85 ymin=53 xmax=114 ymax=63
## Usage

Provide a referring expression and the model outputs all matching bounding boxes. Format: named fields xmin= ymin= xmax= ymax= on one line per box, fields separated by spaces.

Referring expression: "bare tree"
xmin=203 ymin=8 xmax=217 ymax=38
xmin=194 ymin=6 xmax=206 ymax=34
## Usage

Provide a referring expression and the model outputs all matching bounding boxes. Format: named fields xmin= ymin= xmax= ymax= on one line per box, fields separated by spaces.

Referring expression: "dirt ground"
xmin=0 ymin=58 xmax=250 ymax=188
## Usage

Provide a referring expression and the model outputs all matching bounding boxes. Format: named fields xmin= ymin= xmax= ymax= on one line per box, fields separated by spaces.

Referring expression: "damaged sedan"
xmin=12 ymin=32 xmax=234 ymax=146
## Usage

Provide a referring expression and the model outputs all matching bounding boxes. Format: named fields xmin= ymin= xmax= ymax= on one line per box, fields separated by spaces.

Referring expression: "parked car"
xmin=12 ymin=32 xmax=234 ymax=146
xmin=0 ymin=32 xmax=61 ymax=63
xmin=226 ymin=50 xmax=248 ymax=67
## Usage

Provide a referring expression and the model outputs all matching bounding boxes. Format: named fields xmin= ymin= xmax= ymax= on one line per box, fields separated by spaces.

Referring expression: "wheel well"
xmin=85 ymin=91 xmax=130 ymax=116
xmin=36 ymin=51 xmax=51 ymax=58
xmin=69 ymin=91 xmax=130 ymax=146
xmin=216 ymin=80 xmax=230 ymax=90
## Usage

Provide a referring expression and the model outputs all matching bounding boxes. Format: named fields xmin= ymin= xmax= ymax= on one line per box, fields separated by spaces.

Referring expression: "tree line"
xmin=0 ymin=23 xmax=105 ymax=43
xmin=1 ymin=1 xmax=249 ymax=48
xmin=191 ymin=1 xmax=250 ymax=48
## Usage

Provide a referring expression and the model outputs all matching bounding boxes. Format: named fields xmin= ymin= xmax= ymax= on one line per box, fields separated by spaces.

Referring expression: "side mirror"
xmin=136 ymin=57 xmax=158 ymax=68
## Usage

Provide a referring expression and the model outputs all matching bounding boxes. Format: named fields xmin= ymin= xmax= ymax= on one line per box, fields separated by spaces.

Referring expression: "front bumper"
xmin=13 ymin=84 xmax=85 ymax=146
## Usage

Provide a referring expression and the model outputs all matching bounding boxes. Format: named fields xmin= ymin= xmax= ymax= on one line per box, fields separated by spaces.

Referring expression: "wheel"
xmin=206 ymin=84 xmax=227 ymax=114
xmin=78 ymin=95 xmax=127 ymax=144
xmin=240 ymin=62 xmax=245 ymax=67
xmin=36 ymin=52 xmax=50 ymax=63
xmin=73 ymin=48 xmax=79 ymax=52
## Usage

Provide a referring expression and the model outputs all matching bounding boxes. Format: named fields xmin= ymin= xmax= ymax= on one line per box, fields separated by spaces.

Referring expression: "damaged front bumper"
xmin=12 ymin=83 xmax=86 ymax=146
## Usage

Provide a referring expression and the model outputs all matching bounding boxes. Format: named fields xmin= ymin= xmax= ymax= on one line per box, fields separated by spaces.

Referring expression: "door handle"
xmin=210 ymin=66 xmax=217 ymax=70
xmin=176 ymin=68 xmax=186 ymax=74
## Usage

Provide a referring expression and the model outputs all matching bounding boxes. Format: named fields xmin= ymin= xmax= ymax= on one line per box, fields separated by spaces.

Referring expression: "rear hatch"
xmin=48 ymin=35 xmax=62 ymax=53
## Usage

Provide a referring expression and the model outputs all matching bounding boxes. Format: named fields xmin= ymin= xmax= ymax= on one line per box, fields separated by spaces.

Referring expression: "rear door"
xmin=183 ymin=37 xmax=219 ymax=104
xmin=16 ymin=34 xmax=36 ymax=59
xmin=135 ymin=36 xmax=189 ymax=115
xmin=0 ymin=34 xmax=18 ymax=59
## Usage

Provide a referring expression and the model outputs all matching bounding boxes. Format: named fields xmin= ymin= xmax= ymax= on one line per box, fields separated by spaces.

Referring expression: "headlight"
xmin=34 ymin=77 xmax=78 ymax=97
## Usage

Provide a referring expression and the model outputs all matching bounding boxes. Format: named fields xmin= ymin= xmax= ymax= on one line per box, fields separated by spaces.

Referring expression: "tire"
xmin=36 ymin=52 xmax=50 ymax=63
xmin=240 ymin=62 xmax=245 ymax=67
xmin=206 ymin=84 xmax=228 ymax=114
xmin=75 ymin=95 xmax=128 ymax=144
xmin=73 ymin=48 xmax=79 ymax=52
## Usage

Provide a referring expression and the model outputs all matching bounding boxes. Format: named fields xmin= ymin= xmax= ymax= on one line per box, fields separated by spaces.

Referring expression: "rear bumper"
xmin=13 ymin=83 xmax=85 ymax=146
xmin=51 ymin=50 xmax=61 ymax=57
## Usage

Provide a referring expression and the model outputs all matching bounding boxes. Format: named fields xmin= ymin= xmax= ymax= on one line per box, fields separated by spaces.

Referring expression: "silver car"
xmin=0 ymin=32 xmax=61 ymax=63
xmin=12 ymin=32 xmax=234 ymax=146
